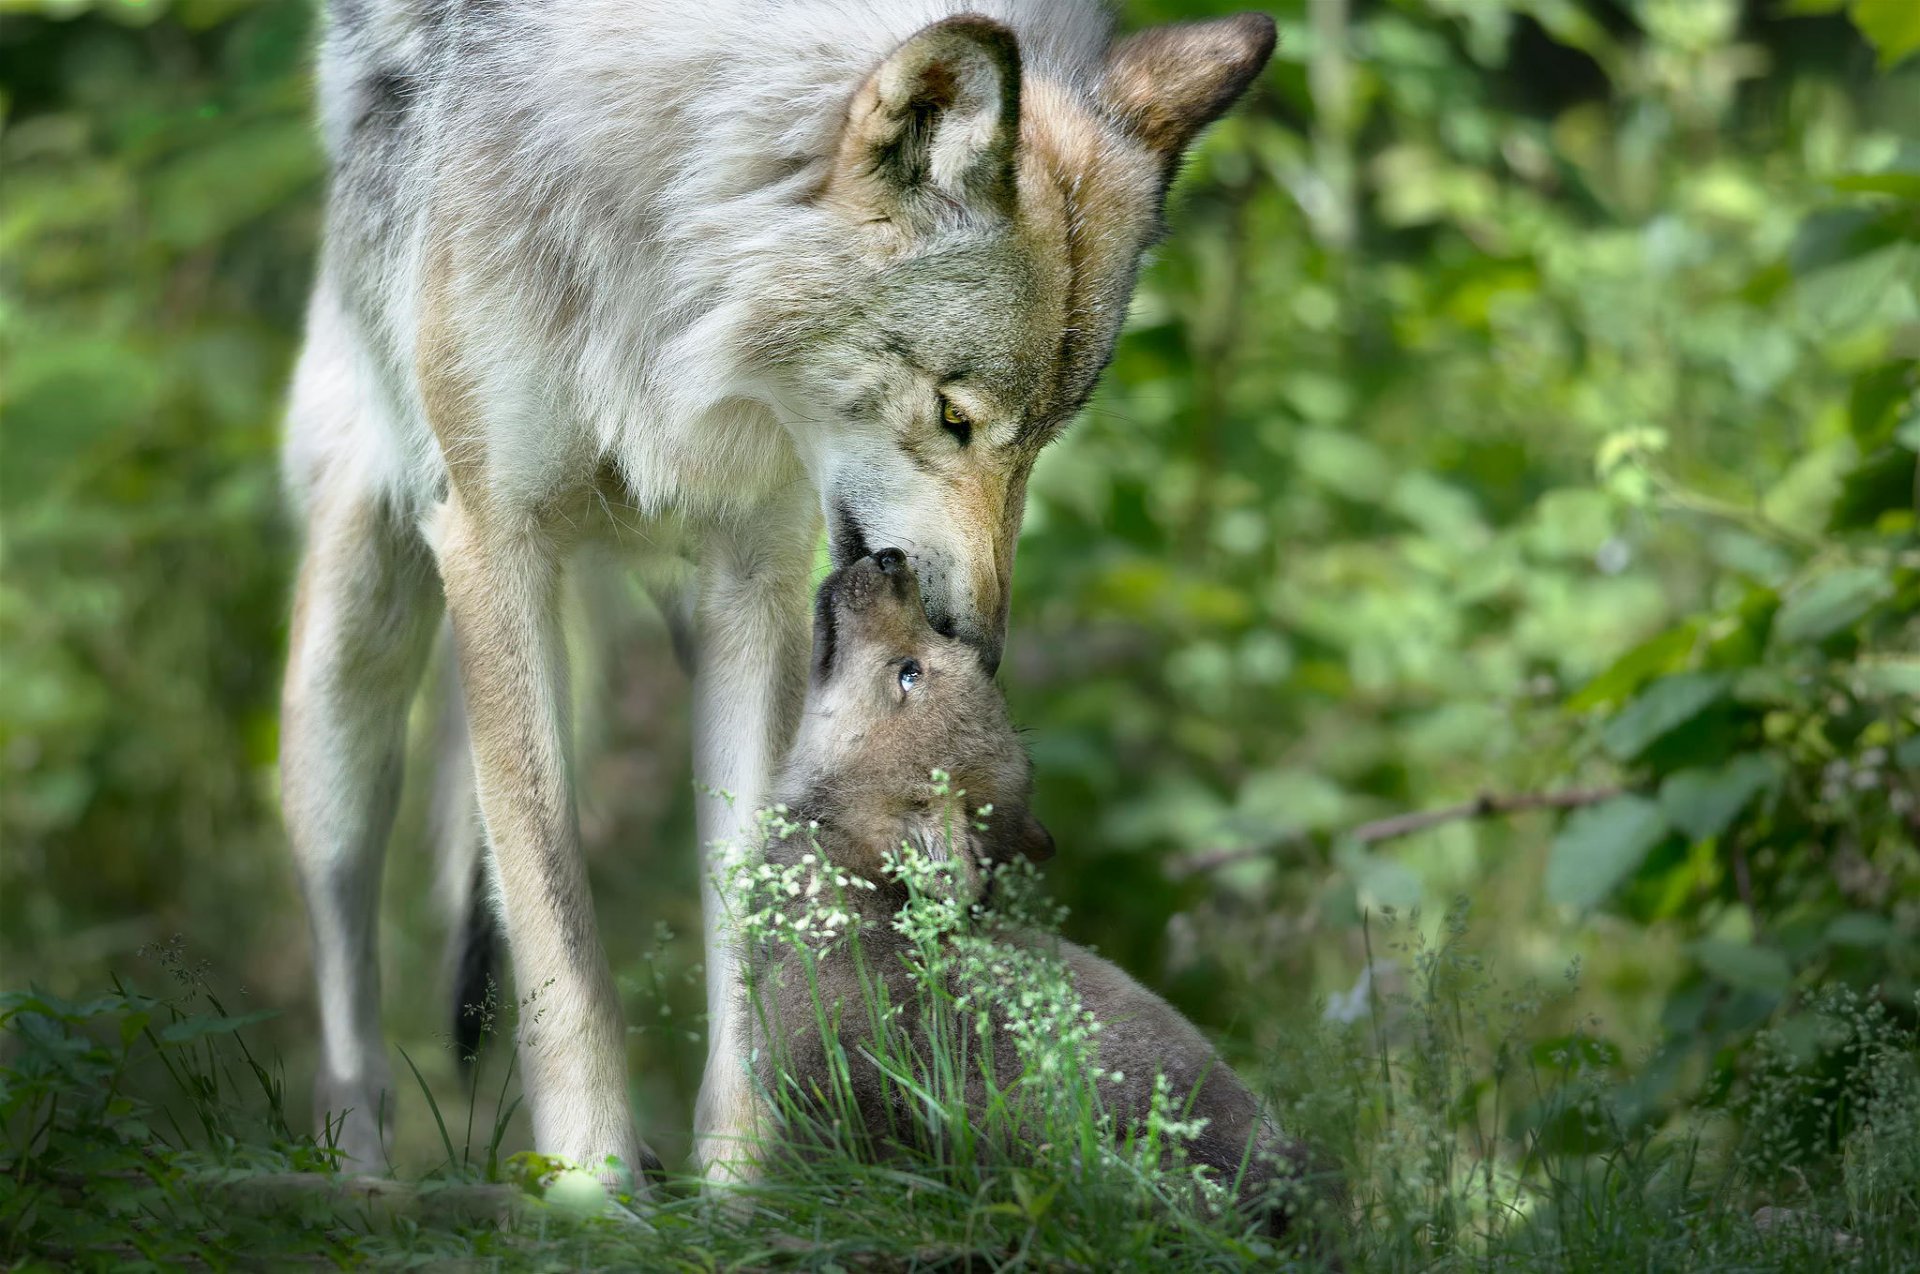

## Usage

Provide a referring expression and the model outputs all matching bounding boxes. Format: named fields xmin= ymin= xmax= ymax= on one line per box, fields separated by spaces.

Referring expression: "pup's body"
xmin=745 ymin=552 xmax=1306 ymax=1233
xmin=286 ymin=0 xmax=1274 ymax=1180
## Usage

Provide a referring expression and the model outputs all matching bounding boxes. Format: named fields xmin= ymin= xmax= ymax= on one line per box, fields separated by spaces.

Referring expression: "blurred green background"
xmin=2 ymin=0 xmax=1916 ymax=1174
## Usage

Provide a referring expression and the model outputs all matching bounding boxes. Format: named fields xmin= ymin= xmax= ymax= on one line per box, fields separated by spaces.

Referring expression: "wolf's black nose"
xmin=873 ymin=547 xmax=907 ymax=574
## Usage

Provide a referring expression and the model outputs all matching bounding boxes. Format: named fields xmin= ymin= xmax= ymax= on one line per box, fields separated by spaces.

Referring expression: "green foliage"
xmin=1 ymin=0 xmax=316 ymax=1001
xmin=2 ymin=0 xmax=1918 ymax=1263
xmin=7 ymin=911 xmax=1919 ymax=1269
xmin=1543 ymin=147 xmax=1919 ymax=1110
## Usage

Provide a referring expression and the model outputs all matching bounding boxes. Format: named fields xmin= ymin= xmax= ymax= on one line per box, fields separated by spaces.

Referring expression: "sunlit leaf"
xmin=1658 ymin=754 xmax=1779 ymax=843
xmin=1825 ymin=912 xmax=1894 ymax=947
xmin=1335 ymin=841 xmax=1422 ymax=910
xmin=1830 ymin=171 xmax=1920 ymax=199
xmin=1772 ymin=566 xmax=1894 ymax=645
xmin=1601 ymin=673 xmax=1732 ymax=762
xmin=1851 ymin=0 xmax=1920 ymax=69
xmin=1854 ymin=654 xmax=1920 ymax=698
xmin=1897 ymin=413 xmax=1920 ymax=452
xmin=1546 ymin=795 xmax=1670 ymax=909
xmin=1567 ymin=624 xmax=1700 ymax=712
xmin=1689 ymin=939 xmax=1792 ymax=992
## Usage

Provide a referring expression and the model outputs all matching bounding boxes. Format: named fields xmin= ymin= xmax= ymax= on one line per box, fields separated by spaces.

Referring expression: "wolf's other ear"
xmin=1103 ymin=14 xmax=1276 ymax=173
xmin=831 ymin=15 xmax=1022 ymax=219
xmin=1015 ymin=809 xmax=1055 ymax=864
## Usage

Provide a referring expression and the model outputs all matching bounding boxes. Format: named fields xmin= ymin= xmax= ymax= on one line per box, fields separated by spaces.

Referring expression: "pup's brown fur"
xmin=745 ymin=551 xmax=1312 ymax=1237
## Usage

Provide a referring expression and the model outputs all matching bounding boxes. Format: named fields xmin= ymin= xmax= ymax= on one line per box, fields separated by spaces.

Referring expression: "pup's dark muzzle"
xmin=827 ymin=504 xmax=1005 ymax=673
xmin=811 ymin=549 xmax=924 ymax=681
xmin=835 ymin=547 xmax=917 ymax=612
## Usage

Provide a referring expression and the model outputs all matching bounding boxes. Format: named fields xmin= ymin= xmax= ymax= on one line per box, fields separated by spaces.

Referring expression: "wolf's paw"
xmin=312 ymin=1067 xmax=395 ymax=1176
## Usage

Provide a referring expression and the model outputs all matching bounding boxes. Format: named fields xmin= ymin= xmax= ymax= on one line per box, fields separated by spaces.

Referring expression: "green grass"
xmin=4 ymin=881 xmax=1916 ymax=1270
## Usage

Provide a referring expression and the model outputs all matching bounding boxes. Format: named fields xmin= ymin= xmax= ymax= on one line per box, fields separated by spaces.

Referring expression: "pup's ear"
xmin=1014 ymin=809 xmax=1055 ymax=864
xmin=830 ymin=15 xmax=1022 ymax=219
xmin=1102 ymin=14 xmax=1276 ymax=174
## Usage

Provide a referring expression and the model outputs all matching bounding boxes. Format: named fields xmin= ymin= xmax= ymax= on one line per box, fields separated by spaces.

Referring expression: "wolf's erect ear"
xmin=832 ymin=15 xmax=1022 ymax=219
xmin=1103 ymin=14 xmax=1276 ymax=172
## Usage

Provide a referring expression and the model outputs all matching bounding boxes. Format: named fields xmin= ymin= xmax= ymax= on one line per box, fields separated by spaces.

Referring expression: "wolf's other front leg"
xmin=689 ymin=491 xmax=818 ymax=1183
xmin=283 ymin=480 xmax=442 ymax=1174
xmin=432 ymin=495 xmax=656 ymax=1194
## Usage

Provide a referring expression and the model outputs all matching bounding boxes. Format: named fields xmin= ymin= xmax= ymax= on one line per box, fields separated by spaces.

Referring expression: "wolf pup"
xmin=286 ymin=0 xmax=1275 ymax=1182
xmin=743 ymin=549 xmax=1312 ymax=1236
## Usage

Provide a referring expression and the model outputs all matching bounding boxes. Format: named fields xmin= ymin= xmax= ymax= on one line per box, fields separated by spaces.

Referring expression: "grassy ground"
xmin=5 ymin=861 xmax=1916 ymax=1271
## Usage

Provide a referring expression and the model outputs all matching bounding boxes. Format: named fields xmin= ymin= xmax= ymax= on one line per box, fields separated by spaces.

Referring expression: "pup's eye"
xmin=939 ymin=396 xmax=972 ymax=448
xmin=898 ymin=658 xmax=923 ymax=695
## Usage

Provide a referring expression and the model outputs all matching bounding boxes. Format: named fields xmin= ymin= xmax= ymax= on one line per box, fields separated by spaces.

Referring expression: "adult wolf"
xmin=283 ymin=0 xmax=1274 ymax=1187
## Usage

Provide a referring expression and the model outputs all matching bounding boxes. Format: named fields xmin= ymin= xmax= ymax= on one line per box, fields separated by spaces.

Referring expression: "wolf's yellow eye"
xmin=939 ymin=396 xmax=973 ymax=448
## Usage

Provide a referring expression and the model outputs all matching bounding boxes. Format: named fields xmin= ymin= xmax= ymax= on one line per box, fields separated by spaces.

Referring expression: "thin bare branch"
xmin=1167 ymin=786 xmax=1626 ymax=880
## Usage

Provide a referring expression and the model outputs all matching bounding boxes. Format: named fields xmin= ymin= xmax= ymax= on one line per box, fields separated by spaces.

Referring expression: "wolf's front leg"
xmin=433 ymin=495 xmax=656 ymax=1193
xmin=283 ymin=481 xmax=442 ymax=1174
xmin=689 ymin=492 xmax=818 ymax=1183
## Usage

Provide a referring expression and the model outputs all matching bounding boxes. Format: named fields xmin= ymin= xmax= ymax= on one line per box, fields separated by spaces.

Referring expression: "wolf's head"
xmin=779 ymin=548 xmax=1054 ymax=889
xmin=767 ymin=13 xmax=1276 ymax=669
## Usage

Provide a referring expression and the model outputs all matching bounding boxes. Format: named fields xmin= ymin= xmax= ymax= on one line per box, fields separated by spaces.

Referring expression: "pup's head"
xmin=768 ymin=14 xmax=1277 ymax=670
xmin=783 ymin=549 xmax=1054 ymax=889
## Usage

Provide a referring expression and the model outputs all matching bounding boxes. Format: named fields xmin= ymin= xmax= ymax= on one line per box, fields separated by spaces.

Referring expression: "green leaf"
xmin=1011 ymin=1170 xmax=1060 ymax=1222
xmin=1896 ymin=413 xmax=1920 ymax=452
xmin=1601 ymin=673 xmax=1731 ymax=762
xmin=1830 ymin=448 xmax=1920 ymax=530
xmin=1772 ymin=567 xmax=1895 ymax=646
xmin=1294 ymin=428 xmax=1392 ymax=502
xmin=119 ymin=1011 xmax=151 ymax=1048
xmin=158 ymin=1009 xmax=278 ymax=1043
xmin=1689 ymin=939 xmax=1792 ymax=993
xmin=1335 ymin=841 xmax=1423 ymax=910
xmin=1789 ymin=208 xmax=1904 ymax=275
xmin=1856 ymin=655 xmax=1920 ymax=698
xmin=1567 ymin=624 xmax=1699 ymax=712
xmin=1547 ymin=796 xmax=1670 ymax=909
xmin=1851 ymin=0 xmax=1920 ymax=69
xmin=1830 ymin=171 xmax=1920 ymax=199
xmin=1849 ymin=364 xmax=1915 ymax=446
xmin=149 ymin=119 xmax=321 ymax=250
xmin=1825 ymin=912 xmax=1894 ymax=947
xmin=1658 ymin=754 xmax=1779 ymax=843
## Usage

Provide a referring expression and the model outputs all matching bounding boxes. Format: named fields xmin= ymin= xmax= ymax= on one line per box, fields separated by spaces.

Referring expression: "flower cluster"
xmin=880 ymin=789 xmax=1113 ymax=1089
xmin=946 ymin=935 xmax=1105 ymax=1081
xmin=727 ymin=778 xmax=1224 ymax=1204
xmin=1131 ymin=1071 xmax=1231 ymax=1210
xmin=728 ymin=804 xmax=875 ymax=954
